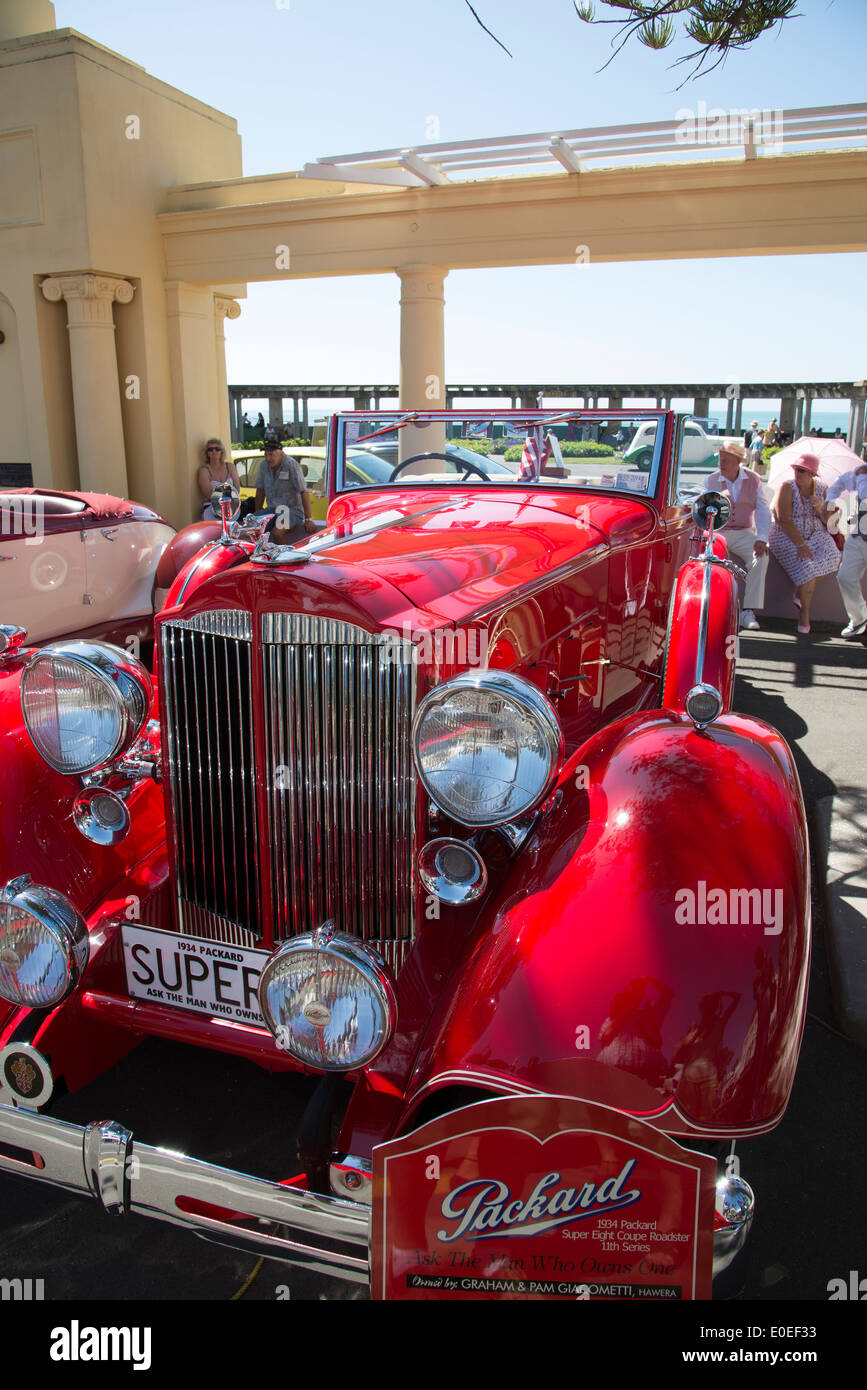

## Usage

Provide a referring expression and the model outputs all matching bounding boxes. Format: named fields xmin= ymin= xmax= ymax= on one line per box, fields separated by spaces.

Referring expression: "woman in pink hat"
xmin=769 ymin=453 xmax=840 ymax=634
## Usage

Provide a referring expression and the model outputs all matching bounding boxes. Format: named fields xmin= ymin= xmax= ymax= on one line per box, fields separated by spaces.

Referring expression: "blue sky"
xmin=58 ymin=1 xmax=867 ymax=409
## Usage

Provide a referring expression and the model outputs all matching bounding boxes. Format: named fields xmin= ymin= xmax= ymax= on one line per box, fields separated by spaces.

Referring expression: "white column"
xmin=214 ymin=295 xmax=241 ymax=452
xmin=164 ymin=281 xmax=222 ymax=523
xmin=794 ymin=394 xmax=805 ymax=437
xmin=41 ymin=273 xmax=133 ymax=496
xmin=398 ymin=264 xmax=448 ymax=458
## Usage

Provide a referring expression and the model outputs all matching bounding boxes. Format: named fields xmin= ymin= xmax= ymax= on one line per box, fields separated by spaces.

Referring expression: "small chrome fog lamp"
xmin=418 ymin=839 xmax=487 ymax=905
xmin=0 ymin=875 xmax=89 ymax=1008
xmin=73 ymin=788 xmax=131 ymax=846
xmin=258 ymin=923 xmax=397 ymax=1072
xmin=685 ymin=683 xmax=723 ymax=730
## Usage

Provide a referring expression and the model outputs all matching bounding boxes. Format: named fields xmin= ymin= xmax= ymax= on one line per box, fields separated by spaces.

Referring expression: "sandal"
xmin=793 ymin=592 xmax=802 ymax=610
xmin=797 ymin=623 xmax=811 ymax=635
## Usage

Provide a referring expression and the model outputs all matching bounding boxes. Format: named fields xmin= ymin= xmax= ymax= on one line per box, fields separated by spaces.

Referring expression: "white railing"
xmin=302 ymin=102 xmax=867 ymax=187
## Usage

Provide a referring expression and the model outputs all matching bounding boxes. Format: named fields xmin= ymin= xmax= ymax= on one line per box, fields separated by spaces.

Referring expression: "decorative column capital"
xmin=214 ymin=295 xmax=241 ymax=323
xmin=41 ymin=273 xmax=135 ymax=327
xmin=397 ymin=264 xmax=449 ymax=303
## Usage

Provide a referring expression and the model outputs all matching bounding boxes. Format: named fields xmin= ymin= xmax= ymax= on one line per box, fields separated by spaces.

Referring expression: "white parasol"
xmin=767 ymin=435 xmax=862 ymax=492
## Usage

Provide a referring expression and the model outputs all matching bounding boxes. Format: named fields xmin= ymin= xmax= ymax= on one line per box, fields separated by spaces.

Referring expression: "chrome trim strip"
xmin=0 ymin=1103 xmax=369 ymax=1284
xmin=175 ymin=544 xmax=221 ymax=604
xmin=694 ymin=554 xmax=714 ymax=688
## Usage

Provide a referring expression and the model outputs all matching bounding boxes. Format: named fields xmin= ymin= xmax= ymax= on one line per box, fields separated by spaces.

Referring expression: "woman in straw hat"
xmin=769 ymin=453 xmax=840 ymax=634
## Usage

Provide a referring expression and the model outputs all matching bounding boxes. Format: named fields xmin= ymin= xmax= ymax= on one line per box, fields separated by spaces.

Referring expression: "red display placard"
xmin=372 ymin=1095 xmax=716 ymax=1300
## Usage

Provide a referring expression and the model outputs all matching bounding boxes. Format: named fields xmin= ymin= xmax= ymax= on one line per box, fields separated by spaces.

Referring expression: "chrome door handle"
xmin=100 ymin=528 xmax=119 ymax=541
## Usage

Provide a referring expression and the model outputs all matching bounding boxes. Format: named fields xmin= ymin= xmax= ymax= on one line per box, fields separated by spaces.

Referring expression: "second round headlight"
xmin=21 ymin=641 xmax=150 ymax=774
xmin=412 ymin=670 xmax=564 ymax=826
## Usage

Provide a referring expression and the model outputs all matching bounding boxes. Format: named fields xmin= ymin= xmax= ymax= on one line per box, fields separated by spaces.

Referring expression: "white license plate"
xmin=122 ymin=924 xmax=269 ymax=1028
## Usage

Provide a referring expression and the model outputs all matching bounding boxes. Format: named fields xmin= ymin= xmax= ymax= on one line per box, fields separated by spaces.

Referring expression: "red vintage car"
xmin=0 ymin=411 xmax=809 ymax=1300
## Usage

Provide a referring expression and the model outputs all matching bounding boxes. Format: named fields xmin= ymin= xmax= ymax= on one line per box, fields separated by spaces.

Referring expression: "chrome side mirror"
xmin=691 ymin=491 xmax=732 ymax=532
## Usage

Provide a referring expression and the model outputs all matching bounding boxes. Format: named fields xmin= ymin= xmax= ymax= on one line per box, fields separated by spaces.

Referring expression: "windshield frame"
xmin=330 ymin=409 xmax=668 ymax=503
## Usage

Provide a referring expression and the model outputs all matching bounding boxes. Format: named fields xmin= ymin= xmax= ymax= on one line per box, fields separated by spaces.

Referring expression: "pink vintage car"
xmin=0 ymin=412 xmax=809 ymax=1300
xmin=0 ymin=489 xmax=174 ymax=654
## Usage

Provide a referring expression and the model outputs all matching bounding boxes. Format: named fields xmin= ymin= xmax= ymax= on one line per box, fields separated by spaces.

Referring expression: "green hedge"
xmin=455 ymin=438 xmax=494 ymax=455
xmin=559 ymin=441 xmax=616 ymax=458
xmin=504 ymin=440 xmax=616 ymax=462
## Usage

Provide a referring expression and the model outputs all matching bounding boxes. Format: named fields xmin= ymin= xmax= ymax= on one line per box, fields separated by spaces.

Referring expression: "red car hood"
xmin=318 ymin=488 xmax=651 ymax=621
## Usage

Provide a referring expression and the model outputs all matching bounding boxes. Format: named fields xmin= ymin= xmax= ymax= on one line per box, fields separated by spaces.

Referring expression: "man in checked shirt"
xmin=826 ymin=463 xmax=867 ymax=638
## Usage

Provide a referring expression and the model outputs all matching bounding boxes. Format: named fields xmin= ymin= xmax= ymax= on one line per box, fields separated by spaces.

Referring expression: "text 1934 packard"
xmin=0 ymin=411 xmax=809 ymax=1300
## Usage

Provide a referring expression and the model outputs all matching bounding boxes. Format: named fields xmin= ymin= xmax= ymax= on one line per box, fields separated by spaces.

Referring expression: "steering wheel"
xmin=387 ymin=452 xmax=488 ymax=483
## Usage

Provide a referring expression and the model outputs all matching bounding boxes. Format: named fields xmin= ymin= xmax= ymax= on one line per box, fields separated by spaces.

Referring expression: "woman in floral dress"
xmin=769 ymin=453 xmax=840 ymax=634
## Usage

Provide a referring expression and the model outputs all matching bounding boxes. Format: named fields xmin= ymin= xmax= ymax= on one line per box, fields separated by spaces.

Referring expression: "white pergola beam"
xmin=399 ymin=151 xmax=449 ymax=186
xmin=549 ymin=137 xmax=584 ymax=174
xmin=301 ymin=162 xmax=425 ymax=187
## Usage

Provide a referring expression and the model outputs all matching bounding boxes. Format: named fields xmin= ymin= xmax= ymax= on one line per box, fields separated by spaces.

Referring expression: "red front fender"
xmin=662 ymin=552 xmax=738 ymax=714
xmin=403 ymin=710 xmax=809 ymax=1140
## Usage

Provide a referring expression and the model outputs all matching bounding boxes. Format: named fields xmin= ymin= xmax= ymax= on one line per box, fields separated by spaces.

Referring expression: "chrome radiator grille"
xmin=262 ymin=614 xmax=418 ymax=971
xmin=161 ymin=611 xmax=261 ymax=947
xmin=161 ymin=610 xmax=418 ymax=967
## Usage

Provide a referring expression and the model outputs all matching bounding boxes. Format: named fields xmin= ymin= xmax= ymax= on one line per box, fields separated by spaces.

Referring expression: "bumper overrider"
xmin=0 ymin=1100 xmax=754 ymax=1295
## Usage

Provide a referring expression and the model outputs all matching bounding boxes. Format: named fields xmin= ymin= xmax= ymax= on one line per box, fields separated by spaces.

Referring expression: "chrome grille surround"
xmin=262 ymin=613 xmax=418 ymax=968
xmin=161 ymin=610 xmax=261 ymax=947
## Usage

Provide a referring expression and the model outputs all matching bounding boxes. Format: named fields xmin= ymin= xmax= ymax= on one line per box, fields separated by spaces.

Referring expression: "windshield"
xmin=334 ymin=412 xmax=665 ymax=497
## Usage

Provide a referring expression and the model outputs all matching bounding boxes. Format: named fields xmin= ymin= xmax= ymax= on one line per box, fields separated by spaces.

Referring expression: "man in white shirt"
xmin=826 ymin=465 xmax=867 ymax=637
xmin=705 ymin=439 xmax=771 ymax=631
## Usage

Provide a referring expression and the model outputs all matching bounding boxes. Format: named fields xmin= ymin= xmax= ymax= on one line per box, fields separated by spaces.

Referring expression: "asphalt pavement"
xmin=0 ymin=616 xmax=864 ymax=1306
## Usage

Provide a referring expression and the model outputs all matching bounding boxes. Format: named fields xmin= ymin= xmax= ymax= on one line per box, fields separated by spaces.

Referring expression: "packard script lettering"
xmin=437 ymin=1160 xmax=641 ymax=1241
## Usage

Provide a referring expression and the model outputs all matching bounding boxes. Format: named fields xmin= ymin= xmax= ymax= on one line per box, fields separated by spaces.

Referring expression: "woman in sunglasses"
xmin=197 ymin=438 xmax=240 ymax=520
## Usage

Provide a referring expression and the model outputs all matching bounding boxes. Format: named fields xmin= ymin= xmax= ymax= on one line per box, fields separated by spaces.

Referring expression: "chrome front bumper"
xmin=0 ymin=1103 xmax=370 ymax=1284
xmin=0 ymin=1102 xmax=753 ymax=1294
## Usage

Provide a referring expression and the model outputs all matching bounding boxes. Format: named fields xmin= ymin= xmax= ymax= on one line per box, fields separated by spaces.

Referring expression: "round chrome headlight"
xmin=21 ymin=641 xmax=151 ymax=774
xmin=0 ymin=875 xmax=89 ymax=1007
xmin=412 ymin=670 xmax=564 ymax=826
xmin=259 ymin=924 xmax=397 ymax=1072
